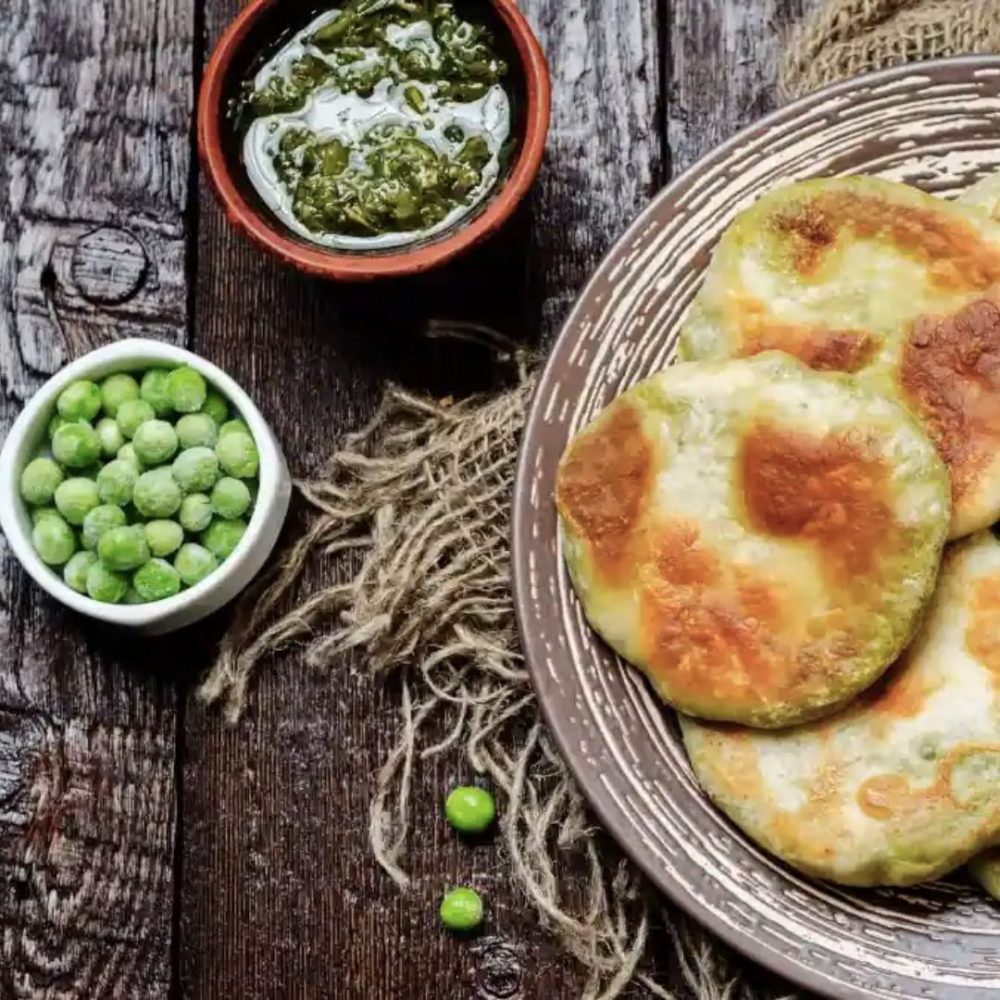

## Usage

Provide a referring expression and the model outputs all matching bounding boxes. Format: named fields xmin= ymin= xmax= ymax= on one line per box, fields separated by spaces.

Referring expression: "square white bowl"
xmin=0 ymin=338 xmax=292 ymax=634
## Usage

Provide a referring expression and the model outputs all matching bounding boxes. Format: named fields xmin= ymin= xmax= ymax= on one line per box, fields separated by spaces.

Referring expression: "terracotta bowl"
xmin=198 ymin=0 xmax=551 ymax=281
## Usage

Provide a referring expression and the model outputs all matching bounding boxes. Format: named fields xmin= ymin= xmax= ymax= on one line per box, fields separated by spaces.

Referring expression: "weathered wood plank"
xmin=668 ymin=0 xmax=819 ymax=172
xmin=0 ymin=0 xmax=194 ymax=994
xmin=180 ymin=0 xmax=663 ymax=997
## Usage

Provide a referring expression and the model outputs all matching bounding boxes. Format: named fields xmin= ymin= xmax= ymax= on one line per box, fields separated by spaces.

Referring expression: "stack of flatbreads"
xmin=556 ymin=173 xmax=1000 ymax=893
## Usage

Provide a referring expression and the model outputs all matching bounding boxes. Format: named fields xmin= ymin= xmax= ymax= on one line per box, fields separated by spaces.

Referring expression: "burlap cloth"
xmin=201 ymin=3 xmax=1000 ymax=997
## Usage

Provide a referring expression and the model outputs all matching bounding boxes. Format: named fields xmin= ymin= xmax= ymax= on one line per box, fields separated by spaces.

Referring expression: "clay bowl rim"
xmin=197 ymin=0 xmax=551 ymax=281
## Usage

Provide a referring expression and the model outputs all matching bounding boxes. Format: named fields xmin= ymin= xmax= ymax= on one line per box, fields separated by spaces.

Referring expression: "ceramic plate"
xmin=512 ymin=58 xmax=1000 ymax=1000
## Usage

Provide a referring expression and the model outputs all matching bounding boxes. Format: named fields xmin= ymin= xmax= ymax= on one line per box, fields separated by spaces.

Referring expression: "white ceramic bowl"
xmin=0 ymin=338 xmax=292 ymax=634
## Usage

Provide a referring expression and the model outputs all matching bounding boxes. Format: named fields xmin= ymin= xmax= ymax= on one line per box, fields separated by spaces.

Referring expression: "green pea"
xmin=133 ymin=468 xmax=182 ymax=519
xmin=140 ymin=369 xmax=175 ymax=418
xmin=123 ymin=586 xmax=145 ymax=605
xmin=215 ymin=432 xmax=259 ymax=479
xmin=144 ymin=520 xmax=184 ymax=558
xmin=439 ymin=888 xmax=483 ymax=932
xmin=100 ymin=373 xmax=140 ymax=417
xmin=31 ymin=506 xmax=62 ymax=526
xmin=174 ymin=543 xmax=218 ymax=586
xmin=133 ymin=558 xmax=181 ymax=602
xmin=132 ymin=419 xmax=179 ymax=466
xmin=96 ymin=460 xmax=138 ymax=506
xmin=19 ymin=457 xmax=64 ymax=506
xmin=116 ymin=443 xmax=143 ymax=471
xmin=81 ymin=504 xmax=127 ymax=551
xmin=201 ymin=517 xmax=247 ymax=560
xmin=211 ymin=477 xmax=252 ymax=520
xmin=166 ymin=366 xmax=207 ymax=413
xmin=54 ymin=477 xmax=100 ymax=526
xmin=52 ymin=422 xmax=100 ymax=469
xmin=63 ymin=550 xmax=98 ymax=593
xmin=201 ymin=389 xmax=229 ymax=426
xmin=116 ymin=398 xmax=156 ymax=439
xmin=444 ymin=786 xmax=496 ymax=835
xmin=218 ymin=418 xmax=250 ymax=438
xmin=85 ymin=562 xmax=128 ymax=603
xmin=97 ymin=524 xmax=150 ymax=572
xmin=176 ymin=412 xmax=218 ymax=450
xmin=48 ymin=413 xmax=74 ymax=440
xmin=172 ymin=447 xmax=219 ymax=493
xmin=32 ymin=513 xmax=76 ymax=566
xmin=179 ymin=493 xmax=213 ymax=533
xmin=57 ymin=380 xmax=102 ymax=422
xmin=95 ymin=417 xmax=125 ymax=458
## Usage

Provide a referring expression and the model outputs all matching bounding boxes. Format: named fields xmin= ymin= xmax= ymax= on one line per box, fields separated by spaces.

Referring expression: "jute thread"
xmin=201 ymin=5 xmax=1000 ymax=996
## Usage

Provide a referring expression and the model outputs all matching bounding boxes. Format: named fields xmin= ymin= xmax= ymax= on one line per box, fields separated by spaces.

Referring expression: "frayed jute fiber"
xmin=200 ymin=5 xmax=1000 ymax=998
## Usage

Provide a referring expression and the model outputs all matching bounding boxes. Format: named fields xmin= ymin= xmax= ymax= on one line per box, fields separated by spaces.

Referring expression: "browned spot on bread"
xmin=639 ymin=522 xmax=805 ymax=712
xmin=856 ymin=743 xmax=1000 ymax=823
xmin=556 ymin=403 xmax=653 ymax=585
xmin=728 ymin=295 xmax=878 ymax=373
xmin=741 ymin=424 xmax=899 ymax=586
xmin=858 ymin=651 xmax=931 ymax=725
xmin=966 ymin=574 xmax=1000 ymax=680
xmin=774 ymin=191 xmax=1000 ymax=289
xmin=901 ymin=299 xmax=1000 ymax=508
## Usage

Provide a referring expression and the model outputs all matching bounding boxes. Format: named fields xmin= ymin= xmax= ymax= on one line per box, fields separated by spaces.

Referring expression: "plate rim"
xmin=512 ymin=53 xmax=1000 ymax=1000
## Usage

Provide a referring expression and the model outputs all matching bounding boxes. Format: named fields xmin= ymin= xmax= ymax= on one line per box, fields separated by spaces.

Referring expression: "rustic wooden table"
xmin=0 ymin=1 xmax=816 ymax=996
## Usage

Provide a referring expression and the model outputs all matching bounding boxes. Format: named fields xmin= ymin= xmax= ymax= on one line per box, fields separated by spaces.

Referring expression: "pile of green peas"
xmin=19 ymin=366 xmax=260 ymax=605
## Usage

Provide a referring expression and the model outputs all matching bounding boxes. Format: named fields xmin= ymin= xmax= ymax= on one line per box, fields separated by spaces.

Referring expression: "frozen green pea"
xmin=133 ymin=468 xmax=182 ymax=519
xmin=218 ymin=418 xmax=250 ymax=438
xmin=133 ymin=558 xmax=181 ymax=602
xmin=31 ymin=506 xmax=62 ymax=526
xmin=211 ymin=477 xmax=251 ymax=519
xmin=97 ymin=525 xmax=150 ymax=572
xmin=63 ymin=550 xmax=98 ymax=593
xmin=123 ymin=586 xmax=144 ymax=605
xmin=175 ymin=412 xmax=218 ymax=450
xmin=32 ymin=513 xmax=76 ymax=566
xmin=116 ymin=443 xmax=143 ymax=471
xmin=439 ymin=888 xmax=483 ymax=932
xmin=140 ymin=369 xmax=174 ymax=418
xmin=215 ymin=432 xmax=258 ymax=479
xmin=57 ymin=380 xmax=102 ymax=422
xmin=144 ymin=519 xmax=184 ymax=557
xmin=54 ymin=477 xmax=100 ymax=526
xmin=85 ymin=562 xmax=127 ymax=603
xmin=52 ymin=422 xmax=100 ymax=469
xmin=201 ymin=517 xmax=246 ymax=560
xmin=201 ymin=389 xmax=229 ymax=426
xmin=444 ymin=786 xmax=496 ymax=835
xmin=48 ymin=413 xmax=72 ymax=440
xmin=116 ymin=398 xmax=156 ymax=439
xmin=179 ymin=493 xmax=213 ymax=533
xmin=167 ymin=366 xmax=207 ymax=413
xmin=96 ymin=460 xmax=137 ymax=506
xmin=174 ymin=543 xmax=218 ymax=586
xmin=95 ymin=417 xmax=125 ymax=458
xmin=19 ymin=457 xmax=64 ymax=506
xmin=132 ymin=419 xmax=178 ymax=466
xmin=100 ymin=373 xmax=140 ymax=417
xmin=81 ymin=504 xmax=127 ymax=550
xmin=172 ymin=447 xmax=219 ymax=493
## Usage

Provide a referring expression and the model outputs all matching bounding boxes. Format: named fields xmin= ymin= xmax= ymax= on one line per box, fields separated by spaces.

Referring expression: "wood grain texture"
xmin=668 ymin=0 xmax=820 ymax=171
xmin=180 ymin=1 xmax=664 ymax=998
xmin=0 ymin=0 xmax=193 ymax=994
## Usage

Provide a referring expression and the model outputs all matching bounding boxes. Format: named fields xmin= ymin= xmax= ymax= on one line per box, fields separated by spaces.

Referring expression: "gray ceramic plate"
xmin=512 ymin=58 xmax=1000 ymax=1000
